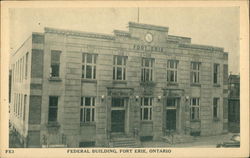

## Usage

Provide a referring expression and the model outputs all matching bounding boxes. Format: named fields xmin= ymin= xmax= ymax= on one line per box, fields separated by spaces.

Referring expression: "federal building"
xmin=9 ymin=22 xmax=229 ymax=147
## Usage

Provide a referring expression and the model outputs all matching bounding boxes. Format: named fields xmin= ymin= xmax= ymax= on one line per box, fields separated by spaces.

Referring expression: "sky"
xmin=9 ymin=7 xmax=239 ymax=74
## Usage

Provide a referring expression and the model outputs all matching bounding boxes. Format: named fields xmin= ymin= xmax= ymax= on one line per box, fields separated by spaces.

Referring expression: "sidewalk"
xmin=141 ymin=133 xmax=237 ymax=148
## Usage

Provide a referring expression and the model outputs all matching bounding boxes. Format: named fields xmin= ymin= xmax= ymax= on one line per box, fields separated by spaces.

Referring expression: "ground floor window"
xmin=140 ymin=97 xmax=153 ymax=120
xmin=213 ymin=98 xmax=220 ymax=119
xmin=48 ymin=96 xmax=58 ymax=122
xmin=80 ymin=97 xmax=95 ymax=123
xmin=190 ymin=98 xmax=200 ymax=121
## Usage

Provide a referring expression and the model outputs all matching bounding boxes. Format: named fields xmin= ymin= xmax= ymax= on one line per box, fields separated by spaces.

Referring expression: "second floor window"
xmin=141 ymin=58 xmax=154 ymax=82
xmin=213 ymin=64 xmax=220 ymax=84
xmin=50 ymin=50 xmax=61 ymax=77
xmin=48 ymin=96 xmax=58 ymax=122
xmin=113 ymin=56 xmax=126 ymax=80
xmin=80 ymin=97 xmax=95 ymax=123
xmin=82 ymin=53 xmax=97 ymax=79
xmin=140 ymin=97 xmax=153 ymax=120
xmin=191 ymin=62 xmax=200 ymax=83
xmin=167 ymin=60 xmax=178 ymax=82
xmin=190 ymin=98 xmax=200 ymax=121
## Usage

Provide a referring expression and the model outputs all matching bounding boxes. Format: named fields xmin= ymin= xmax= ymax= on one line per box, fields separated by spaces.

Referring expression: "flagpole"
xmin=137 ymin=8 xmax=140 ymax=23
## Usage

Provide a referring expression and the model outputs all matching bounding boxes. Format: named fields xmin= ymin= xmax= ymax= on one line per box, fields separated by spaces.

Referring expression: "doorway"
xmin=166 ymin=109 xmax=176 ymax=131
xmin=111 ymin=110 xmax=125 ymax=132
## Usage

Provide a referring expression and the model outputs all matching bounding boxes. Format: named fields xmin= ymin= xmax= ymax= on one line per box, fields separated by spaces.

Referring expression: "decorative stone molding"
xmin=45 ymin=27 xmax=115 ymax=40
xmin=179 ymin=43 xmax=224 ymax=51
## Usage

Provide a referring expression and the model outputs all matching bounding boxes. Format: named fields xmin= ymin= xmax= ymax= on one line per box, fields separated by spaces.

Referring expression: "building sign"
xmin=133 ymin=44 xmax=164 ymax=52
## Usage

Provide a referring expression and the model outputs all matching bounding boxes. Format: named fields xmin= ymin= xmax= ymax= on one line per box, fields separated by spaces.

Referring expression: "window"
xmin=213 ymin=98 xmax=219 ymax=119
xmin=80 ymin=97 xmax=95 ymax=123
xmin=191 ymin=62 xmax=200 ymax=83
xmin=25 ymin=52 xmax=29 ymax=79
xmin=82 ymin=53 xmax=97 ymax=79
xmin=141 ymin=58 xmax=154 ymax=82
xmin=140 ymin=97 xmax=153 ymax=120
xmin=112 ymin=97 xmax=126 ymax=107
xmin=167 ymin=60 xmax=178 ymax=82
xmin=166 ymin=98 xmax=178 ymax=108
xmin=50 ymin=50 xmax=61 ymax=77
xmin=213 ymin=64 xmax=220 ymax=84
xmin=113 ymin=56 xmax=126 ymax=80
xmin=190 ymin=98 xmax=200 ymax=120
xmin=48 ymin=96 xmax=58 ymax=122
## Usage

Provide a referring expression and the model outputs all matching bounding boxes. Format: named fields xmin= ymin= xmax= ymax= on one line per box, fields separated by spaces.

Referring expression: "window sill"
xmin=213 ymin=118 xmax=220 ymax=122
xmin=48 ymin=77 xmax=62 ymax=82
xmin=80 ymin=122 xmax=96 ymax=126
xmin=190 ymin=119 xmax=201 ymax=123
xmin=81 ymin=78 xmax=97 ymax=83
xmin=140 ymin=120 xmax=153 ymax=123
xmin=191 ymin=83 xmax=201 ymax=87
xmin=140 ymin=81 xmax=156 ymax=87
xmin=167 ymin=82 xmax=179 ymax=86
xmin=47 ymin=121 xmax=60 ymax=127
xmin=113 ymin=80 xmax=127 ymax=84
xmin=213 ymin=84 xmax=221 ymax=87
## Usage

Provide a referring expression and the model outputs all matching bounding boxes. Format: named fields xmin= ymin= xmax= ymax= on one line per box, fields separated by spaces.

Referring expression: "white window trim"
xmin=140 ymin=97 xmax=153 ymax=121
xmin=82 ymin=53 xmax=97 ymax=80
xmin=141 ymin=58 xmax=154 ymax=82
xmin=113 ymin=55 xmax=127 ymax=80
xmin=190 ymin=98 xmax=200 ymax=121
xmin=80 ymin=97 xmax=95 ymax=123
xmin=167 ymin=60 xmax=178 ymax=83
xmin=191 ymin=62 xmax=200 ymax=83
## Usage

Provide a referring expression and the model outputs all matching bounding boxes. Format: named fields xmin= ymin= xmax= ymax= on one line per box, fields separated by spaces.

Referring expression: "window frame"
xmin=82 ymin=53 xmax=97 ymax=80
xmin=213 ymin=64 xmax=220 ymax=85
xmin=141 ymin=58 xmax=154 ymax=82
xmin=113 ymin=55 xmax=127 ymax=81
xmin=213 ymin=98 xmax=220 ymax=119
xmin=167 ymin=60 xmax=178 ymax=83
xmin=140 ymin=97 xmax=153 ymax=121
xmin=190 ymin=98 xmax=200 ymax=121
xmin=48 ymin=96 xmax=59 ymax=122
xmin=50 ymin=50 xmax=61 ymax=78
xmin=80 ymin=97 xmax=95 ymax=123
xmin=191 ymin=62 xmax=201 ymax=84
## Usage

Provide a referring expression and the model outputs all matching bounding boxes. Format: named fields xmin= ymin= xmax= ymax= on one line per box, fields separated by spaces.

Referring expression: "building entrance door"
xmin=110 ymin=97 xmax=127 ymax=133
xmin=111 ymin=110 xmax=125 ymax=132
xmin=166 ymin=109 xmax=176 ymax=131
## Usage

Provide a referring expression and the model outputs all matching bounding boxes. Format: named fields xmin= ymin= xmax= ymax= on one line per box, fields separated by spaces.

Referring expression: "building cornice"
xmin=44 ymin=27 xmax=115 ymax=40
xmin=113 ymin=30 xmax=131 ymax=37
xmin=179 ymin=43 xmax=224 ymax=51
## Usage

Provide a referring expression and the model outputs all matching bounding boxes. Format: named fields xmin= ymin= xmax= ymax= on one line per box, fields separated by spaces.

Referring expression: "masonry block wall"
xmin=10 ymin=22 xmax=228 ymax=147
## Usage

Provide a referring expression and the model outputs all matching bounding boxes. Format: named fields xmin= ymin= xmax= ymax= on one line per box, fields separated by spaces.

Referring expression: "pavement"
xmin=141 ymin=132 xmax=238 ymax=148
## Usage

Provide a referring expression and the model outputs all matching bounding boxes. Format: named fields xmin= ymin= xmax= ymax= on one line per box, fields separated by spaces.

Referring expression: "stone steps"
xmin=110 ymin=135 xmax=139 ymax=148
xmin=162 ymin=134 xmax=195 ymax=144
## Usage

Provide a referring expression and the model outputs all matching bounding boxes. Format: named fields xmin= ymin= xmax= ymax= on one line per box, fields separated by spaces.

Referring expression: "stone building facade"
xmin=9 ymin=22 xmax=228 ymax=147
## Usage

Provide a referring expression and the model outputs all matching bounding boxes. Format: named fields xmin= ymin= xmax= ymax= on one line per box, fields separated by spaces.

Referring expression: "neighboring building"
xmin=9 ymin=22 xmax=229 ymax=148
xmin=228 ymin=75 xmax=240 ymax=133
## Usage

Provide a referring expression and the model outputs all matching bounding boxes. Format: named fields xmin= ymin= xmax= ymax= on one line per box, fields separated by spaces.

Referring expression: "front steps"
xmin=109 ymin=133 xmax=140 ymax=148
xmin=162 ymin=134 xmax=195 ymax=144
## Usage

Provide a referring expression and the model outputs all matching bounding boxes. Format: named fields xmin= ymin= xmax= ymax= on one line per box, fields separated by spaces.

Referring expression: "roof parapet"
xmin=128 ymin=22 xmax=168 ymax=32
xmin=179 ymin=43 xmax=224 ymax=51
xmin=44 ymin=27 xmax=115 ymax=40
xmin=113 ymin=30 xmax=130 ymax=37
